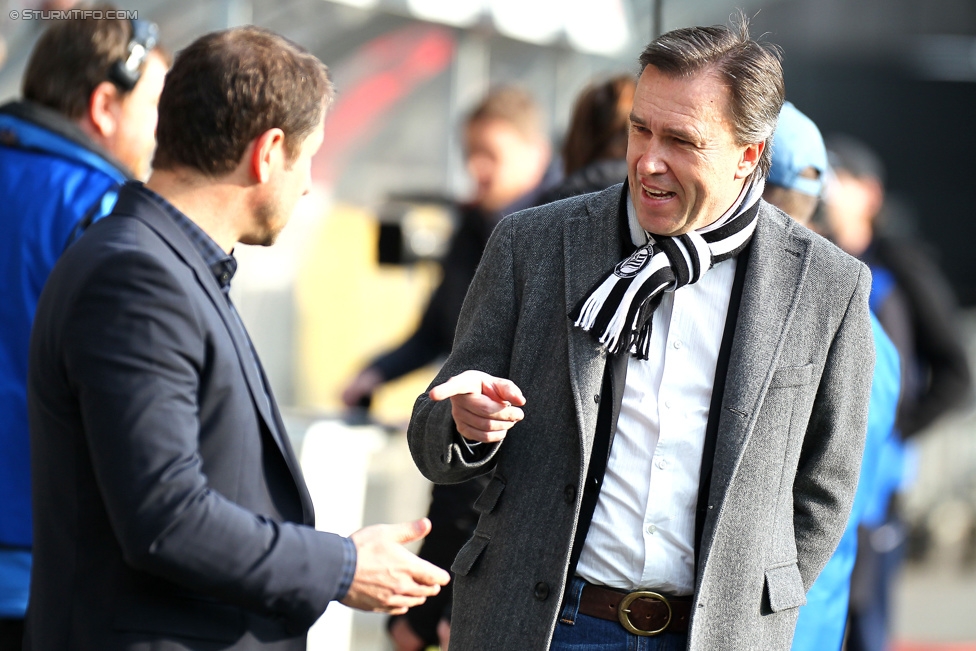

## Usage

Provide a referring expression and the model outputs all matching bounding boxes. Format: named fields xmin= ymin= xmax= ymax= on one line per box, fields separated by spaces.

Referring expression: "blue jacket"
xmin=791 ymin=313 xmax=900 ymax=650
xmin=0 ymin=100 xmax=130 ymax=616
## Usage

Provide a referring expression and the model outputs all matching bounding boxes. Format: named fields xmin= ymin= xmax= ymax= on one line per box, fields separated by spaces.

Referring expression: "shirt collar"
xmin=129 ymin=181 xmax=238 ymax=291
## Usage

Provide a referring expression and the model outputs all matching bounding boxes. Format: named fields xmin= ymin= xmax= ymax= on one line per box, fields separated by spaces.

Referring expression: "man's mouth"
xmin=641 ymin=183 xmax=675 ymax=200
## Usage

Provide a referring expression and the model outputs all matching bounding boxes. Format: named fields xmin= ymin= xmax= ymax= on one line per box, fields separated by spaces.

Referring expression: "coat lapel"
xmin=563 ymin=186 xmax=627 ymax=462
xmin=706 ymin=205 xmax=811 ymax=520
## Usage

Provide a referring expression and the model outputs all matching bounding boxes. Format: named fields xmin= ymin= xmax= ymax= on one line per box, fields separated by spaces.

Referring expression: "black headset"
xmin=107 ymin=18 xmax=159 ymax=92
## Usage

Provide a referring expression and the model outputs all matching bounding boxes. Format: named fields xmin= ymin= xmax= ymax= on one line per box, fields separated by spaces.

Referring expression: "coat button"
xmin=564 ymin=484 xmax=576 ymax=504
xmin=593 ymin=394 xmax=600 ymax=404
xmin=534 ymin=582 xmax=550 ymax=601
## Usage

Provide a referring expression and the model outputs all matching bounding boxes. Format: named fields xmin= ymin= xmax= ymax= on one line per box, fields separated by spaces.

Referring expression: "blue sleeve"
xmin=849 ymin=315 xmax=900 ymax=527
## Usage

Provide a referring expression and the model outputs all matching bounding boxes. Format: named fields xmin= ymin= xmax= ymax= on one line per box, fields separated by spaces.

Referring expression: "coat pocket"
xmin=764 ymin=561 xmax=807 ymax=612
xmin=769 ymin=363 xmax=813 ymax=389
xmin=473 ymin=475 xmax=506 ymax=514
xmin=452 ymin=532 xmax=490 ymax=577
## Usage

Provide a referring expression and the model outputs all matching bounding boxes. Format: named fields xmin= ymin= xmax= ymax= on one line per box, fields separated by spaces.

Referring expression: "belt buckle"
xmin=617 ymin=590 xmax=672 ymax=637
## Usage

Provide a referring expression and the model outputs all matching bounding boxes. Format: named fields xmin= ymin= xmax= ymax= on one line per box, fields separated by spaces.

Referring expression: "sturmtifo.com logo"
xmin=9 ymin=8 xmax=138 ymax=20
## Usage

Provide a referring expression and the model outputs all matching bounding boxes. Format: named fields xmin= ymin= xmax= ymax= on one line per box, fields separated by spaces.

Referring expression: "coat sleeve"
xmin=792 ymin=262 xmax=875 ymax=590
xmin=407 ymin=216 xmax=521 ymax=485
xmin=60 ymin=249 xmax=352 ymax=632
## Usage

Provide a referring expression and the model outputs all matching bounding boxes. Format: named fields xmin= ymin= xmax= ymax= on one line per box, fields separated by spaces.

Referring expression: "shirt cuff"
xmin=335 ymin=536 xmax=357 ymax=602
xmin=457 ymin=432 xmax=483 ymax=461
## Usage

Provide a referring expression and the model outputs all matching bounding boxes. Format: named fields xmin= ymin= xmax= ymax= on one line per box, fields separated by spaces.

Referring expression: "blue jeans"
xmin=549 ymin=578 xmax=689 ymax=651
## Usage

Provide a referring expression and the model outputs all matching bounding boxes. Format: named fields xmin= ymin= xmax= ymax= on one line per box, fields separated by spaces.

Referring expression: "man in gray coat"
xmin=407 ymin=16 xmax=874 ymax=651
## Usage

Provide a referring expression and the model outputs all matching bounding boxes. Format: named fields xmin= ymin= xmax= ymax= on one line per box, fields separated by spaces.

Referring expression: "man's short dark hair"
xmin=22 ymin=5 xmax=145 ymax=120
xmin=638 ymin=12 xmax=784 ymax=177
xmin=825 ymin=134 xmax=886 ymax=185
xmin=465 ymin=86 xmax=545 ymax=141
xmin=152 ymin=26 xmax=333 ymax=176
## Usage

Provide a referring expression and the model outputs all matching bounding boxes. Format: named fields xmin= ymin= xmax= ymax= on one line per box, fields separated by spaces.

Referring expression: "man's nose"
xmin=637 ymin=145 xmax=667 ymax=176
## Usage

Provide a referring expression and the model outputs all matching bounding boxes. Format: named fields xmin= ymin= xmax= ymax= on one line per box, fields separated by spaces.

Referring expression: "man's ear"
xmin=249 ymin=128 xmax=286 ymax=184
xmin=88 ymin=81 xmax=122 ymax=138
xmin=735 ymin=140 xmax=764 ymax=179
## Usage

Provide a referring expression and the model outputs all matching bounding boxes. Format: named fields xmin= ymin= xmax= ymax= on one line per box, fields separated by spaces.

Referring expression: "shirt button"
xmin=655 ymin=458 xmax=667 ymax=469
xmin=664 ymin=400 xmax=672 ymax=409
xmin=593 ymin=394 xmax=601 ymax=404
xmin=645 ymin=523 xmax=657 ymax=535
xmin=673 ymin=340 xmax=682 ymax=349
xmin=534 ymin=582 xmax=550 ymax=601
xmin=564 ymin=484 xmax=576 ymax=504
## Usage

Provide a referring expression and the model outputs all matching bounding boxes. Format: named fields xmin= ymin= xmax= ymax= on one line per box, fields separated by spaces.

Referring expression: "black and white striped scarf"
xmin=570 ymin=176 xmax=765 ymax=359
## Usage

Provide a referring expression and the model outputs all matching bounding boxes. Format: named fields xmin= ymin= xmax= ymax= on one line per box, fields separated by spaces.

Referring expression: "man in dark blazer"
xmin=408 ymin=17 xmax=874 ymax=651
xmin=27 ymin=26 xmax=448 ymax=651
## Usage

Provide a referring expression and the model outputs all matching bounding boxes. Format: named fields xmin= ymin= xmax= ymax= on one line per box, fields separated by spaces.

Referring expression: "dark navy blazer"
xmin=26 ymin=184 xmax=350 ymax=650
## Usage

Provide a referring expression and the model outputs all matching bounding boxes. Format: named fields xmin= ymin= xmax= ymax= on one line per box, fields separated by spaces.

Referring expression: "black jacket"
xmin=865 ymin=236 xmax=972 ymax=437
xmin=535 ymin=158 xmax=628 ymax=205
xmin=371 ymin=203 xmax=498 ymax=382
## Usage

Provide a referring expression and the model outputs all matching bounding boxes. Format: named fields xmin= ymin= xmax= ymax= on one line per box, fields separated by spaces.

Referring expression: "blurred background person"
xmin=537 ymin=73 xmax=635 ymax=204
xmin=822 ymin=135 xmax=973 ymax=651
xmin=342 ymin=85 xmax=554 ymax=651
xmin=0 ymin=11 xmax=166 ymax=650
xmin=761 ymin=102 xmax=900 ymax=651
xmin=824 ymin=135 xmax=971 ymax=438
xmin=761 ymin=102 xmax=825 ymax=229
xmin=342 ymin=86 xmax=553 ymax=410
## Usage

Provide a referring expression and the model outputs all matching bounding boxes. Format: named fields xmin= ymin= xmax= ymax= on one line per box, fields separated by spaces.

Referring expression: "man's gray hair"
xmin=638 ymin=12 xmax=784 ymax=177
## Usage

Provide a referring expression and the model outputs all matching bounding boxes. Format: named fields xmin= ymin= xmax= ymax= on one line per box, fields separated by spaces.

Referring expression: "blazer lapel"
xmin=114 ymin=187 xmax=314 ymax=521
xmin=707 ymin=206 xmax=811 ymax=515
xmin=184 ymin=259 xmax=315 ymax=524
xmin=255 ymin=359 xmax=316 ymax=524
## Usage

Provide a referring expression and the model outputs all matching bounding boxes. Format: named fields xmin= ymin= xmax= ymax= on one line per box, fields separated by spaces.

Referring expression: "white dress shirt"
xmin=575 ymin=252 xmax=736 ymax=595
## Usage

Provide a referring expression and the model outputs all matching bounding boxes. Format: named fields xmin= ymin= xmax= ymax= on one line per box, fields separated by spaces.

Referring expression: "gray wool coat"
xmin=407 ymin=184 xmax=874 ymax=651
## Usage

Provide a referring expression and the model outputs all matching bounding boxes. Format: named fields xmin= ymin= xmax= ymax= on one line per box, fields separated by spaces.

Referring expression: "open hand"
xmin=341 ymin=518 xmax=450 ymax=615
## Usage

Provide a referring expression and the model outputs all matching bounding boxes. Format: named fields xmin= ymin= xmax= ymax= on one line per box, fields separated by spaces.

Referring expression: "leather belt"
xmin=573 ymin=583 xmax=691 ymax=636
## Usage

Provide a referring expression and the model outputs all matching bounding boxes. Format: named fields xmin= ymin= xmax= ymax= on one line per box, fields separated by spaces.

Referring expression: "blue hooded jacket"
xmin=0 ymin=100 xmax=131 ymax=616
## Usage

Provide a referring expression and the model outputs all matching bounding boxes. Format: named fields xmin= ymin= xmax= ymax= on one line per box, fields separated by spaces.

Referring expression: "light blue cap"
xmin=768 ymin=101 xmax=827 ymax=197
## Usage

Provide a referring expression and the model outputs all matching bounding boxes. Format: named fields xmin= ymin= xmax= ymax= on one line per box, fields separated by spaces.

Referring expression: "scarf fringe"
xmin=573 ymin=269 xmax=621 ymax=330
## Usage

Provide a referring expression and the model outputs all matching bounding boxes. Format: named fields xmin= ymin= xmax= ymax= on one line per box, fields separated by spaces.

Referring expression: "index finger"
xmin=428 ymin=371 xmax=484 ymax=402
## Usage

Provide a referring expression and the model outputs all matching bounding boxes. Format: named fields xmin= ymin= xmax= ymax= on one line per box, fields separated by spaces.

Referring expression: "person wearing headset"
xmin=0 ymin=11 xmax=167 ymax=650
